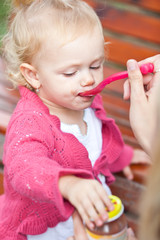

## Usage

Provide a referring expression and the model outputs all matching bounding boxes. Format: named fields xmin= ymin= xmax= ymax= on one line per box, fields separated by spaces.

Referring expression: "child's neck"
xmin=53 ymin=108 xmax=87 ymax=135
xmin=43 ymin=100 xmax=87 ymax=135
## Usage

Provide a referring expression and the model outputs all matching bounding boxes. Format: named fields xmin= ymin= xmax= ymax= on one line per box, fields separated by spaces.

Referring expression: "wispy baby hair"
xmin=2 ymin=0 xmax=103 ymax=90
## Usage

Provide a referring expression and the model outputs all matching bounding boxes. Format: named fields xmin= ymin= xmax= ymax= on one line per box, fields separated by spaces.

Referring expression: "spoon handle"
xmin=80 ymin=63 xmax=154 ymax=96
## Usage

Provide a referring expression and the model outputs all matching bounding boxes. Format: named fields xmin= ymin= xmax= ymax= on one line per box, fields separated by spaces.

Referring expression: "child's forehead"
xmin=34 ymin=26 xmax=105 ymax=67
xmin=27 ymin=5 xmax=104 ymax=62
xmin=42 ymin=9 xmax=100 ymax=36
xmin=41 ymin=24 xmax=104 ymax=52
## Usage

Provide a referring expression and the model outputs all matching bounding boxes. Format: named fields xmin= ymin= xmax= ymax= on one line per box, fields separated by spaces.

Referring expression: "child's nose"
xmin=80 ymin=70 xmax=95 ymax=87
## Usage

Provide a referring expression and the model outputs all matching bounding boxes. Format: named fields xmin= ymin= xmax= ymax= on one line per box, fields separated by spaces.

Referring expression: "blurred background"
xmin=0 ymin=0 xmax=160 ymax=233
xmin=0 ymin=1 xmax=10 ymax=45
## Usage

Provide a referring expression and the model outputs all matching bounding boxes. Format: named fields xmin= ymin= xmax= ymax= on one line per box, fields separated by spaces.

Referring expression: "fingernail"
xmin=110 ymin=204 xmax=114 ymax=211
xmin=102 ymin=214 xmax=108 ymax=221
xmin=127 ymin=60 xmax=137 ymax=71
xmin=127 ymin=228 xmax=135 ymax=237
xmin=97 ymin=219 xmax=103 ymax=226
xmin=89 ymin=222 xmax=95 ymax=230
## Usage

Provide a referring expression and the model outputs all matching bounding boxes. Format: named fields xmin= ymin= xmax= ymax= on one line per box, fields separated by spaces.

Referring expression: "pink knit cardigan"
xmin=0 ymin=87 xmax=133 ymax=239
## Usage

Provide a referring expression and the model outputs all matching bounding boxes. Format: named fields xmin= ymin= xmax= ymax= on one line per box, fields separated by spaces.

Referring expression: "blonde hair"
xmin=2 ymin=0 xmax=103 ymax=90
xmin=139 ymin=95 xmax=160 ymax=240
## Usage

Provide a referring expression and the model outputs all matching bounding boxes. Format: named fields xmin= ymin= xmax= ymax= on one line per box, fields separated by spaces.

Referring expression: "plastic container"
xmin=86 ymin=195 xmax=127 ymax=240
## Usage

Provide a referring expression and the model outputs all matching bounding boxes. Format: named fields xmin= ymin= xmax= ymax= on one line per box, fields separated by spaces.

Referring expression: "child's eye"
xmin=63 ymin=72 xmax=76 ymax=77
xmin=90 ymin=65 xmax=101 ymax=70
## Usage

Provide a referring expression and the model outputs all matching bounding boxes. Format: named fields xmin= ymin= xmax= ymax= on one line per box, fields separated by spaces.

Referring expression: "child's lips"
xmin=78 ymin=93 xmax=94 ymax=97
xmin=78 ymin=92 xmax=94 ymax=100
xmin=78 ymin=90 xmax=94 ymax=97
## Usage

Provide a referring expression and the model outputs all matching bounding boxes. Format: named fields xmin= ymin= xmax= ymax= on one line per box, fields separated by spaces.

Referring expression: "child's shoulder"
xmin=7 ymin=87 xmax=59 ymax=135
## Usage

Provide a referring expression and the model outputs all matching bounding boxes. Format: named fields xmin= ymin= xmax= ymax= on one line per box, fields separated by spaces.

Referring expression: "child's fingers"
xmin=95 ymin=183 xmax=114 ymax=212
xmin=77 ymin=204 xmax=95 ymax=230
xmin=87 ymin=184 xmax=114 ymax=226
xmin=65 ymin=178 xmax=113 ymax=228
xmin=80 ymin=196 xmax=105 ymax=227
xmin=92 ymin=199 xmax=108 ymax=223
xmin=76 ymin=183 xmax=112 ymax=228
xmin=82 ymin=198 xmax=102 ymax=224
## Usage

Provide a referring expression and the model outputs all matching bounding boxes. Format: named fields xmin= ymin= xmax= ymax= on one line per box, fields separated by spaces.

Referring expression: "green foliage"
xmin=0 ymin=1 xmax=10 ymax=47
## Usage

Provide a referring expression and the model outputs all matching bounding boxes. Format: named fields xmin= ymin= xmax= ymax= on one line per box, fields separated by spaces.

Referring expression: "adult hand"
xmin=127 ymin=228 xmax=137 ymax=240
xmin=59 ymin=175 xmax=114 ymax=230
xmin=123 ymin=149 xmax=151 ymax=180
xmin=67 ymin=214 xmax=137 ymax=240
xmin=123 ymin=54 xmax=160 ymax=155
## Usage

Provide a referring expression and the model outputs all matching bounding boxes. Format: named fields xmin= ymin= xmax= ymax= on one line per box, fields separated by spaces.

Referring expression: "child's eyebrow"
xmin=57 ymin=55 xmax=105 ymax=71
xmin=91 ymin=55 xmax=105 ymax=63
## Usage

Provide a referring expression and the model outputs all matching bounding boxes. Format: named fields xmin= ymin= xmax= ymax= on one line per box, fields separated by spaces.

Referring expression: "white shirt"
xmin=27 ymin=108 xmax=111 ymax=240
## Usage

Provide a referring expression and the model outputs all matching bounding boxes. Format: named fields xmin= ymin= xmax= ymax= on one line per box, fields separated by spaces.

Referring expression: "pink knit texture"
xmin=0 ymin=87 xmax=133 ymax=239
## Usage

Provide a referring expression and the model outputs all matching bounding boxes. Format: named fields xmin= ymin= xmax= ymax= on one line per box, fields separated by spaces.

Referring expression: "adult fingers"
xmin=123 ymin=166 xmax=133 ymax=180
xmin=137 ymin=54 xmax=160 ymax=69
xmin=123 ymin=79 xmax=130 ymax=100
xmin=123 ymin=72 xmax=153 ymax=100
xmin=127 ymin=228 xmax=137 ymax=240
xmin=127 ymin=59 xmax=147 ymax=101
xmin=131 ymin=149 xmax=152 ymax=165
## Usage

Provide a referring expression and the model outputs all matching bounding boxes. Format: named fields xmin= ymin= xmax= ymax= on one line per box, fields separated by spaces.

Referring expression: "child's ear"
xmin=20 ymin=63 xmax=41 ymax=89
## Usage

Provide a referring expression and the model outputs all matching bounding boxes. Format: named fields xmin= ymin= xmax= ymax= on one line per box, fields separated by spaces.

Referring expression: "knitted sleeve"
xmin=4 ymin=112 xmax=93 ymax=215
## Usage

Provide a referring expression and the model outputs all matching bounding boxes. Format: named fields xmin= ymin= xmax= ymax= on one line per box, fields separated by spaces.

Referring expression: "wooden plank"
xmin=101 ymin=91 xmax=129 ymax=111
xmin=0 ymin=83 xmax=19 ymax=115
xmin=114 ymin=0 xmax=160 ymax=13
xmin=0 ymin=171 xmax=4 ymax=195
xmin=95 ymin=2 xmax=160 ymax=44
xmin=130 ymin=164 xmax=149 ymax=184
xmin=122 ymin=135 xmax=140 ymax=149
xmin=110 ymin=175 xmax=145 ymax=215
xmin=0 ymin=110 xmax=11 ymax=134
xmin=0 ymin=134 xmax=5 ymax=163
xmin=103 ymin=67 xmax=125 ymax=93
xmin=0 ymin=83 xmax=19 ymax=102
xmin=83 ymin=0 xmax=97 ymax=8
xmin=104 ymin=36 xmax=159 ymax=65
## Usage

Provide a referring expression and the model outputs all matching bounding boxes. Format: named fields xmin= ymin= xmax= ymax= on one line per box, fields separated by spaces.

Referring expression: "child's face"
xmin=34 ymin=26 xmax=104 ymax=112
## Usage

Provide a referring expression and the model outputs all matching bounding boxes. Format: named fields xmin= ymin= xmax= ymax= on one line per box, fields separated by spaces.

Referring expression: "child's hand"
xmin=59 ymin=175 xmax=114 ymax=230
xmin=122 ymin=149 xmax=151 ymax=180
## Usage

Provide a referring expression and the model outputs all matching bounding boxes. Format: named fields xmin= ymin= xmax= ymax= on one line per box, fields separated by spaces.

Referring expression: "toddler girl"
xmin=0 ymin=0 xmax=150 ymax=239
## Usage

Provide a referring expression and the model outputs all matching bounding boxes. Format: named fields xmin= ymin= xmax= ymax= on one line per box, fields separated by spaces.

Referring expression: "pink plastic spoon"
xmin=79 ymin=63 xmax=154 ymax=96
